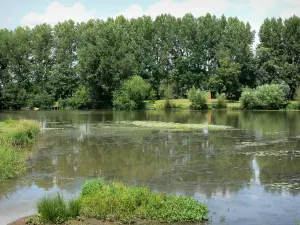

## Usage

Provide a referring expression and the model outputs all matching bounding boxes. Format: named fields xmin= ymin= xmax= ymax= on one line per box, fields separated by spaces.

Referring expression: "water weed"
xmin=121 ymin=121 xmax=233 ymax=131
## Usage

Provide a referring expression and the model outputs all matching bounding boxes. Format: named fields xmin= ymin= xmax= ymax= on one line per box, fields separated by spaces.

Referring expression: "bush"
xmin=216 ymin=93 xmax=227 ymax=109
xmin=79 ymin=179 xmax=209 ymax=223
xmin=113 ymin=76 xmax=150 ymax=110
xmin=286 ymin=102 xmax=300 ymax=110
xmin=295 ymin=87 xmax=300 ymax=103
xmin=59 ymin=86 xmax=92 ymax=109
xmin=37 ymin=194 xmax=80 ymax=224
xmin=149 ymin=89 xmax=156 ymax=103
xmin=113 ymin=91 xmax=137 ymax=110
xmin=240 ymin=84 xmax=287 ymax=109
xmin=187 ymin=88 xmax=207 ymax=109
xmin=28 ymin=93 xmax=55 ymax=109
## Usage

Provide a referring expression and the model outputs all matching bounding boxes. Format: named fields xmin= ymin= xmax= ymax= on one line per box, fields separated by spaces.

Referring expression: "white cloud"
xmin=249 ymin=0 xmax=274 ymax=14
xmin=283 ymin=0 xmax=300 ymax=4
xmin=21 ymin=1 xmax=95 ymax=27
xmin=281 ymin=7 xmax=300 ymax=18
xmin=118 ymin=0 xmax=229 ymax=19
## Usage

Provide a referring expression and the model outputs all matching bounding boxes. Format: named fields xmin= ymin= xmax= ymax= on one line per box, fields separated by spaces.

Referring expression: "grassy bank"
xmin=28 ymin=179 xmax=208 ymax=224
xmin=0 ymin=119 xmax=40 ymax=180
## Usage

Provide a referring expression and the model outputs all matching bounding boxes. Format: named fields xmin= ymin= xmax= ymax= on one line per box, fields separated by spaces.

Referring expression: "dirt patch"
xmin=8 ymin=216 xmax=206 ymax=225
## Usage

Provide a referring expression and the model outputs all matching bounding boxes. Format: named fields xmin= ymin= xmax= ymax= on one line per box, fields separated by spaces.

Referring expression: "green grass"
xmin=79 ymin=180 xmax=209 ymax=223
xmin=121 ymin=121 xmax=233 ymax=130
xmin=37 ymin=194 xmax=80 ymax=224
xmin=36 ymin=179 xmax=209 ymax=224
xmin=0 ymin=119 xmax=40 ymax=180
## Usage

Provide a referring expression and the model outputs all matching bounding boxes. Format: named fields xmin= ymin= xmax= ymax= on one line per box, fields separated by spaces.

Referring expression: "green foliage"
xmin=295 ymin=87 xmax=300 ymax=103
xmin=81 ymin=179 xmax=105 ymax=196
xmin=0 ymin=120 xmax=40 ymax=180
xmin=286 ymin=102 xmax=300 ymax=110
xmin=58 ymin=86 xmax=92 ymax=109
xmin=149 ymin=89 xmax=157 ymax=103
xmin=187 ymin=88 xmax=208 ymax=109
xmin=113 ymin=76 xmax=150 ymax=110
xmin=28 ymin=93 xmax=55 ymax=109
xmin=1 ymin=14 xmax=300 ymax=109
xmin=216 ymin=93 xmax=227 ymax=109
xmin=0 ymin=143 xmax=25 ymax=180
xmin=240 ymin=84 xmax=287 ymax=109
xmin=79 ymin=179 xmax=209 ymax=223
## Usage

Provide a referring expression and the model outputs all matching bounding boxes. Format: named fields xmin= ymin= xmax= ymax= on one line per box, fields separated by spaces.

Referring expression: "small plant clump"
xmin=37 ymin=194 xmax=80 ymax=224
xmin=187 ymin=88 xmax=208 ymax=110
xmin=35 ymin=179 xmax=209 ymax=224
xmin=121 ymin=121 xmax=233 ymax=131
xmin=216 ymin=93 xmax=227 ymax=109
xmin=0 ymin=119 xmax=40 ymax=180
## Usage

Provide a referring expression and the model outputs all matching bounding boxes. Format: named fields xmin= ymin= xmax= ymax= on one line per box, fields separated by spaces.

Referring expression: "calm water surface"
xmin=0 ymin=110 xmax=300 ymax=225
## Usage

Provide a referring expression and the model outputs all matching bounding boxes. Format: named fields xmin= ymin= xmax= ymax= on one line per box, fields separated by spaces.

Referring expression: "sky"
xmin=0 ymin=0 xmax=299 ymax=38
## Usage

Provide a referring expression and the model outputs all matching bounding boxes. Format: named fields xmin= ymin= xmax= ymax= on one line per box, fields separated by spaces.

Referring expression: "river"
xmin=0 ymin=110 xmax=300 ymax=225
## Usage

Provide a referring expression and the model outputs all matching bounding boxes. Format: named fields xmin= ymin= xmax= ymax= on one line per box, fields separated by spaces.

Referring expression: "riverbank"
xmin=0 ymin=119 xmax=40 ymax=180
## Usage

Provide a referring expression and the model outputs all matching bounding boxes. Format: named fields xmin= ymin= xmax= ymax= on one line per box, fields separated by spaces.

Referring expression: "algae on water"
xmin=120 ymin=121 xmax=233 ymax=130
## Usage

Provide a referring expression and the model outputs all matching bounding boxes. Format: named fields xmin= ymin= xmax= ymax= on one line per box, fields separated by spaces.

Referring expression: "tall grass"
xmin=0 ymin=119 xmax=40 ymax=180
xmin=37 ymin=194 xmax=80 ymax=224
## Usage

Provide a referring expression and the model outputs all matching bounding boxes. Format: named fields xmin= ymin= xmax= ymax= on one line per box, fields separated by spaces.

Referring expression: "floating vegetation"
xmin=239 ymin=150 xmax=300 ymax=157
xmin=120 ymin=121 xmax=233 ymax=131
xmin=265 ymin=182 xmax=300 ymax=191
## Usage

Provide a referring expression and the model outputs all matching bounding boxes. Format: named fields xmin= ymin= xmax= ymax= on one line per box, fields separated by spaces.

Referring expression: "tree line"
xmin=0 ymin=13 xmax=299 ymax=109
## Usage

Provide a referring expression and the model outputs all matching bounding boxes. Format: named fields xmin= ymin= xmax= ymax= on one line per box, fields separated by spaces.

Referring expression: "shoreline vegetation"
xmin=0 ymin=119 xmax=40 ymax=181
xmin=13 ymin=179 xmax=209 ymax=225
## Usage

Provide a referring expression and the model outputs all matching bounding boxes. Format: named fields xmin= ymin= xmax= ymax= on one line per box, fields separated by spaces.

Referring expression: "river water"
xmin=0 ymin=110 xmax=300 ymax=225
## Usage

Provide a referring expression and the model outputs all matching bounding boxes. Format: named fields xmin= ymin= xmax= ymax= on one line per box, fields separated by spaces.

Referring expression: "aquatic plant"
xmin=79 ymin=179 xmax=209 ymax=223
xmin=121 ymin=121 xmax=233 ymax=130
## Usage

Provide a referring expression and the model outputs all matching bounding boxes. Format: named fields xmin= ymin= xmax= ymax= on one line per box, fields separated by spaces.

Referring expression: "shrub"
xmin=28 ymin=93 xmax=55 ymax=109
xmin=149 ymin=89 xmax=157 ymax=103
xmin=216 ymin=93 xmax=227 ymax=109
xmin=295 ymin=87 xmax=300 ymax=104
xmin=286 ymin=102 xmax=300 ymax=110
xmin=187 ymin=88 xmax=207 ymax=109
xmin=240 ymin=84 xmax=287 ymax=109
xmin=113 ymin=91 xmax=137 ymax=110
xmin=59 ymin=86 xmax=92 ymax=109
xmin=37 ymin=194 xmax=80 ymax=224
xmin=113 ymin=76 xmax=150 ymax=110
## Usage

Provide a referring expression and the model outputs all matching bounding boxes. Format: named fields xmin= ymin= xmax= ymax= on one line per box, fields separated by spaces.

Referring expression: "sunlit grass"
xmin=79 ymin=179 xmax=209 ymax=223
xmin=0 ymin=119 xmax=40 ymax=180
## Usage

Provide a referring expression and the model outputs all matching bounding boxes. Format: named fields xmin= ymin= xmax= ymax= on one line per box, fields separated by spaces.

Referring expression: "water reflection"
xmin=0 ymin=110 xmax=300 ymax=225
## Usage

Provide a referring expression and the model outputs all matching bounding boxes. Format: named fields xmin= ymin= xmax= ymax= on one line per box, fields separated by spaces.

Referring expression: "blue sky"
xmin=0 ymin=0 xmax=299 ymax=35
